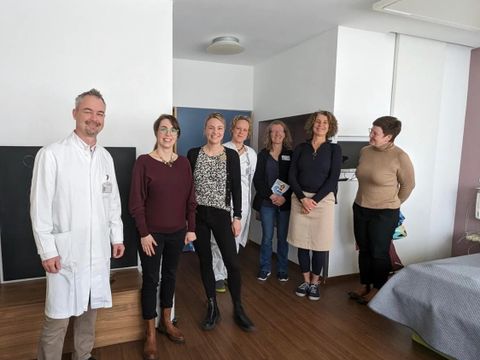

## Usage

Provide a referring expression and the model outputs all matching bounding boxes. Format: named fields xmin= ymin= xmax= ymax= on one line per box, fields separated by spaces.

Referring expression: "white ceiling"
xmin=374 ymin=0 xmax=480 ymax=31
xmin=173 ymin=0 xmax=480 ymax=65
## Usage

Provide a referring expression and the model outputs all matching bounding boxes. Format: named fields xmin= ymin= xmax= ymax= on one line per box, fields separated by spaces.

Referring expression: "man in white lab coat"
xmin=30 ymin=89 xmax=125 ymax=360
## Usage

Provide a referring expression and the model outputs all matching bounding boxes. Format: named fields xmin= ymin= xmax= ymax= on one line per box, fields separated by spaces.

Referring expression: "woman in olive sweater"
xmin=349 ymin=116 xmax=415 ymax=304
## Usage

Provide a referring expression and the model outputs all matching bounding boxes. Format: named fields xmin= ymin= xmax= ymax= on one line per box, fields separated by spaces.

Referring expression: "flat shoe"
xmin=356 ymin=288 xmax=378 ymax=305
xmin=347 ymin=291 xmax=362 ymax=300
xmin=356 ymin=296 xmax=369 ymax=305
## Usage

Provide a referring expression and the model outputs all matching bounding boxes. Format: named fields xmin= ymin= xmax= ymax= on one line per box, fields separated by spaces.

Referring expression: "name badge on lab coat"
xmin=102 ymin=178 xmax=112 ymax=193
xmin=281 ymin=155 xmax=291 ymax=161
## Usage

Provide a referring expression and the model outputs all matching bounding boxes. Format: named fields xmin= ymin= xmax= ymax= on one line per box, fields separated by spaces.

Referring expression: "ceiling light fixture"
xmin=207 ymin=36 xmax=244 ymax=55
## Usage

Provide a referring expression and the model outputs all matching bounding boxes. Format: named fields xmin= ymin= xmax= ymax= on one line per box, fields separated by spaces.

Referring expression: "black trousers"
xmin=139 ymin=228 xmax=186 ymax=319
xmin=194 ymin=206 xmax=241 ymax=303
xmin=353 ymin=203 xmax=399 ymax=289
xmin=297 ymin=248 xmax=328 ymax=276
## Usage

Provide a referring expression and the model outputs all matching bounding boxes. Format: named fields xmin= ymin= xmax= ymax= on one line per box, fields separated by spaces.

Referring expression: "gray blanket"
xmin=369 ymin=254 xmax=480 ymax=360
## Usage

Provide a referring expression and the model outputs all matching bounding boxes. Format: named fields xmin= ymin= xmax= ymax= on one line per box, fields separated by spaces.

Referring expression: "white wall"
xmin=173 ymin=59 xmax=253 ymax=110
xmin=253 ymin=28 xmax=338 ymax=146
xmin=334 ymin=26 xmax=395 ymax=137
xmin=392 ymin=35 xmax=470 ymax=264
xmin=0 ymin=0 xmax=172 ymax=280
xmin=431 ymin=43 xmax=470 ymax=255
xmin=0 ymin=0 xmax=173 ymax=157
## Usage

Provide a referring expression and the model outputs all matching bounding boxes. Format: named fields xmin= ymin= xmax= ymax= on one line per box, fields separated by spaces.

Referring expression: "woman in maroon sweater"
xmin=129 ymin=114 xmax=196 ymax=360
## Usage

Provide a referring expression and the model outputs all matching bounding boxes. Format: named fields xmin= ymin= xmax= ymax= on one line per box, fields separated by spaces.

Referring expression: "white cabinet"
xmin=334 ymin=27 xmax=395 ymax=137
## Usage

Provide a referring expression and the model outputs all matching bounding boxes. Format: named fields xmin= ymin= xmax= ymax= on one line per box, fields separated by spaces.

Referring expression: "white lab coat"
xmin=223 ymin=141 xmax=257 ymax=248
xmin=30 ymin=132 xmax=123 ymax=319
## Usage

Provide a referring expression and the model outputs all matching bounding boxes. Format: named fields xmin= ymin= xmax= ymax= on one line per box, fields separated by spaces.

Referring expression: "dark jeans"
xmin=259 ymin=205 xmax=290 ymax=274
xmin=297 ymin=248 xmax=327 ymax=276
xmin=353 ymin=203 xmax=399 ymax=289
xmin=194 ymin=206 xmax=241 ymax=302
xmin=139 ymin=228 xmax=186 ymax=320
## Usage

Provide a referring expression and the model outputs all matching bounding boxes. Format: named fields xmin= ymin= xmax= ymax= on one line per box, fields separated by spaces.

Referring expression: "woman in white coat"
xmin=211 ymin=115 xmax=257 ymax=292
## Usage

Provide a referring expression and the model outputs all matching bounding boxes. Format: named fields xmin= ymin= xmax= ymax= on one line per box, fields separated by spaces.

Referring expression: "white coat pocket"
xmin=54 ymin=231 xmax=72 ymax=267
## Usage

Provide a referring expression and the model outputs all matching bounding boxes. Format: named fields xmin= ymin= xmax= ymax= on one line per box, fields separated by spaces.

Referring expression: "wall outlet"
xmin=476 ymin=191 xmax=480 ymax=220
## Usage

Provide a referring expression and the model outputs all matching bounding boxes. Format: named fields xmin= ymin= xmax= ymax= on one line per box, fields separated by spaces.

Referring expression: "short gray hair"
xmin=75 ymin=88 xmax=106 ymax=108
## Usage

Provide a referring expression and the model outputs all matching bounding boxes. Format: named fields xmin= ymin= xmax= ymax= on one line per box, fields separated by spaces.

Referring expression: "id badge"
xmin=281 ymin=155 xmax=291 ymax=161
xmin=102 ymin=181 xmax=112 ymax=193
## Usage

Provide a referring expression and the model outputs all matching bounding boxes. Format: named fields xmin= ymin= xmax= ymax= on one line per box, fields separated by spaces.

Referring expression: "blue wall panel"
xmin=175 ymin=107 xmax=251 ymax=156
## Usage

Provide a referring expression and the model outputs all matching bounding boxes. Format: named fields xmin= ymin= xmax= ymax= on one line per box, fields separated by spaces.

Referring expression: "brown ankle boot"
xmin=160 ymin=307 xmax=185 ymax=343
xmin=143 ymin=319 xmax=158 ymax=360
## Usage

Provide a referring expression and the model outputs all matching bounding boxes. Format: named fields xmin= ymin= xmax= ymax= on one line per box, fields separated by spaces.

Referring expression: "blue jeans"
xmin=259 ymin=206 xmax=290 ymax=274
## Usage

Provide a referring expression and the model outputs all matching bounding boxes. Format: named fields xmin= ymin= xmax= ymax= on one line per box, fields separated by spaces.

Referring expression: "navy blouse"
xmin=288 ymin=141 xmax=342 ymax=203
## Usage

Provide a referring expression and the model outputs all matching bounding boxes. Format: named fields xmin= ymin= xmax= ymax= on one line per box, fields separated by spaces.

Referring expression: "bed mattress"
xmin=369 ymin=254 xmax=480 ymax=360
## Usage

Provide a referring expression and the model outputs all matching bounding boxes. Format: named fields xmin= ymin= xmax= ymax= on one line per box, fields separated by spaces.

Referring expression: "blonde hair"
xmin=204 ymin=112 xmax=226 ymax=128
xmin=231 ymin=115 xmax=252 ymax=139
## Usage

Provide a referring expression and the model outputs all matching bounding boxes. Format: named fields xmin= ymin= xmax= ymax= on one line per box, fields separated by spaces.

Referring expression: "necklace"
xmin=203 ymin=145 xmax=224 ymax=157
xmin=236 ymin=144 xmax=245 ymax=153
xmin=157 ymin=151 xmax=175 ymax=167
xmin=311 ymin=139 xmax=325 ymax=159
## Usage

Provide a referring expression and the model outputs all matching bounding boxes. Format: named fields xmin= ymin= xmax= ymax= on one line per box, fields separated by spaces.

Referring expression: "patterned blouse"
xmin=194 ymin=148 xmax=229 ymax=211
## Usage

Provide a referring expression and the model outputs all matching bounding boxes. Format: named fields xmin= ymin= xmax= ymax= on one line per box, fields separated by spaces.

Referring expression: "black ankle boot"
xmin=201 ymin=297 xmax=220 ymax=330
xmin=233 ymin=302 xmax=255 ymax=332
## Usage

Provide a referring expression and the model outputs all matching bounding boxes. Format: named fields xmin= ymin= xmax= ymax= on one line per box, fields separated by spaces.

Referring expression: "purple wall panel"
xmin=452 ymin=48 xmax=480 ymax=255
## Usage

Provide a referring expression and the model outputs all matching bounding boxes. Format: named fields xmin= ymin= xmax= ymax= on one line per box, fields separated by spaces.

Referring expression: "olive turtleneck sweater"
xmin=355 ymin=142 xmax=415 ymax=209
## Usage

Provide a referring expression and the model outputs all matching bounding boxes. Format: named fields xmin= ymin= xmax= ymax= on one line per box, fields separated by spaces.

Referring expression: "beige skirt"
xmin=287 ymin=192 xmax=335 ymax=251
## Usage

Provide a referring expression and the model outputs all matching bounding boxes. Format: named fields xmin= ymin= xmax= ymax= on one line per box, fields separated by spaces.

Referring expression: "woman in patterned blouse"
xmin=187 ymin=112 xmax=255 ymax=332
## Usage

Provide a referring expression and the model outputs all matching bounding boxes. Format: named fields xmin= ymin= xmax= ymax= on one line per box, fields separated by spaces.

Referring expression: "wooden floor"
xmin=0 ymin=269 xmax=143 ymax=360
xmin=67 ymin=243 xmax=444 ymax=360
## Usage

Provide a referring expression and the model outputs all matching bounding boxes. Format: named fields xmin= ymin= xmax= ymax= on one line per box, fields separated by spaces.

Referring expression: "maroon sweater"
xmin=129 ymin=154 xmax=196 ymax=237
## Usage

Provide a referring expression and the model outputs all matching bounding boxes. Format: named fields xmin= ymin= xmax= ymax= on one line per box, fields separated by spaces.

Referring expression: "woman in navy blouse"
xmin=287 ymin=111 xmax=342 ymax=301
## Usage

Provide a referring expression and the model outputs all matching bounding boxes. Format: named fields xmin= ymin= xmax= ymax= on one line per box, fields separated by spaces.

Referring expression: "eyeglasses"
xmin=369 ymin=127 xmax=388 ymax=138
xmin=158 ymin=127 xmax=179 ymax=135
